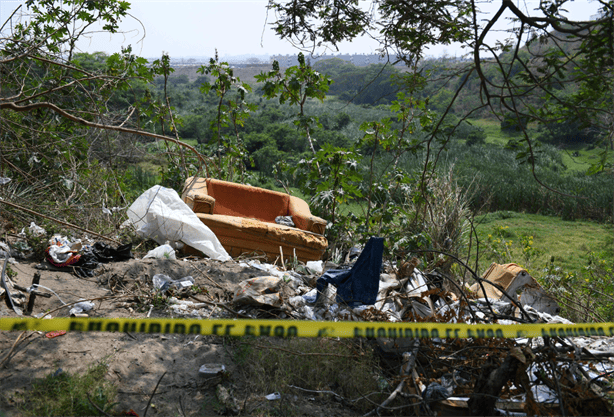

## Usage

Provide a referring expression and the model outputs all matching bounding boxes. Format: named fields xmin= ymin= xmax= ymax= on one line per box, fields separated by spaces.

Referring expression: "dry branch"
xmin=468 ymin=352 xmax=523 ymax=416
xmin=364 ymin=338 xmax=421 ymax=416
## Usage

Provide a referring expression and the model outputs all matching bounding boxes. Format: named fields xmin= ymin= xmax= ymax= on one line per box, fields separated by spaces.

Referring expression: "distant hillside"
xmin=168 ymin=64 xmax=272 ymax=85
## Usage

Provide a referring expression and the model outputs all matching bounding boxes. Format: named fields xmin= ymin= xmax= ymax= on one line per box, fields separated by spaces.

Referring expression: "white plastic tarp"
xmin=127 ymin=185 xmax=231 ymax=262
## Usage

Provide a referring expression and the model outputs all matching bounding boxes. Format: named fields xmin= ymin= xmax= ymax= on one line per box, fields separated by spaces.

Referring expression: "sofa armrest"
xmin=306 ymin=216 xmax=327 ymax=235
xmin=185 ymin=194 xmax=216 ymax=214
xmin=182 ymin=177 xmax=215 ymax=214
xmin=288 ymin=196 xmax=327 ymax=235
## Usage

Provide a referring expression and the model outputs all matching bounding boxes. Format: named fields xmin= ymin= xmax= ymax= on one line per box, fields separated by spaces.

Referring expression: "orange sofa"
xmin=181 ymin=177 xmax=328 ymax=262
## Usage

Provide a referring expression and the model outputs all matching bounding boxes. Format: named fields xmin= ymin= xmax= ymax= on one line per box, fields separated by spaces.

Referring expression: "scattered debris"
xmin=215 ymin=385 xmax=240 ymax=415
xmin=233 ymin=276 xmax=284 ymax=308
xmin=28 ymin=222 xmax=46 ymax=237
xmin=470 ymin=262 xmax=561 ymax=315
xmin=198 ymin=364 xmax=226 ymax=376
xmin=1 ymin=218 xmax=613 ymax=416
xmin=275 ymin=216 xmax=294 ymax=227
xmin=45 ymin=330 xmax=66 ymax=339
xmin=265 ymin=392 xmax=281 ymax=401
xmin=152 ymin=274 xmax=194 ymax=293
xmin=143 ymin=243 xmax=176 ymax=260
xmin=68 ymin=301 xmax=95 ymax=316
xmin=41 ymin=236 xmax=132 ymax=278
xmin=1 ymin=252 xmax=22 ymax=315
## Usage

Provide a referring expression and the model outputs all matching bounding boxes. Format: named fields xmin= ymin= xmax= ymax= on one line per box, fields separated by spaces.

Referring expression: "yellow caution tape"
xmin=1 ymin=317 xmax=614 ymax=339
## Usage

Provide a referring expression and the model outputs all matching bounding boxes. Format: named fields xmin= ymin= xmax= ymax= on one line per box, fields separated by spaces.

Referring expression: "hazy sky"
xmin=1 ymin=0 xmax=603 ymax=59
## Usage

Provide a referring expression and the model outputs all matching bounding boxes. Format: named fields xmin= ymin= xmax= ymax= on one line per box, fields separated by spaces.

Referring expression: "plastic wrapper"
xmin=29 ymin=222 xmax=46 ymax=237
xmin=305 ymin=260 xmax=323 ymax=274
xmin=69 ymin=301 xmax=95 ymax=316
xmin=233 ymin=276 xmax=283 ymax=307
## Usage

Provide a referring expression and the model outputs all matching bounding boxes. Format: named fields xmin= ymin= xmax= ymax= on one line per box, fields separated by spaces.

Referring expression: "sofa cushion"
xmin=189 ymin=213 xmax=328 ymax=262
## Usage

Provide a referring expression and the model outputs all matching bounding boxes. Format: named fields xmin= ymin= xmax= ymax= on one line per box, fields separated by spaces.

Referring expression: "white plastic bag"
xmin=29 ymin=222 xmax=46 ymax=237
xmin=306 ymin=260 xmax=323 ymax=274
xmin=127 ymin=186 xmax=230 ymax=261
xmin=143 ymin=244 xmax=177 ymax=260
xmin=69 ymin=301 xmax=95 ymax=316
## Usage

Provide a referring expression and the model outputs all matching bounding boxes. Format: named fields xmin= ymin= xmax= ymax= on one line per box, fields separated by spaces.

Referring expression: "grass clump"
xmin=19 ymin=361 xmax=117 ymax=416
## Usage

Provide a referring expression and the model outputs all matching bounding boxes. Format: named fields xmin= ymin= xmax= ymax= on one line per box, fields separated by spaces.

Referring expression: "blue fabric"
xmin=316 ymin=237 xmax=384 ymax=306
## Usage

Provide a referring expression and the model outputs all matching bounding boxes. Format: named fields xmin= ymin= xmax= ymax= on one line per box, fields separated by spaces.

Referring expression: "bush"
xmin=500 ymin=112 xmax=528 ymax=135
xmin=465 ymin=128 xmax=486 ymax=146
xmin=536 ymin=119 xmax=603 ymax=145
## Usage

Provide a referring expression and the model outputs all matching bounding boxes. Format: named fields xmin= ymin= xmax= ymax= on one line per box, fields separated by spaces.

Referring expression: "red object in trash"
xmin=45 ymin=330 xmax=66 ymax=339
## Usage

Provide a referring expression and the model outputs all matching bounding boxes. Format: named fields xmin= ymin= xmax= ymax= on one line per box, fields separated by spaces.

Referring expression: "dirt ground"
xmin=0 ymin=256 xmax=361 ymax=416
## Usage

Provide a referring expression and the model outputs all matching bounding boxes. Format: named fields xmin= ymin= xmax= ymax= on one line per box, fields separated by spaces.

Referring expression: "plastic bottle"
xmin=152 ymin=274 xmax=194 ymax=292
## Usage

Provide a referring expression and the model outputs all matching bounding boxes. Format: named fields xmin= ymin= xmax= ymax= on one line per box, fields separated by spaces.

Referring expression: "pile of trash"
xmin=155 ymin=237 xmax=562 ymax=325
xmin=126 ymin=237 xmax=613 ymax=415
xmin=0 ymin=229 xmax=132 ymax=316
xmin=44 ymin=235 xmax=132 ymax=277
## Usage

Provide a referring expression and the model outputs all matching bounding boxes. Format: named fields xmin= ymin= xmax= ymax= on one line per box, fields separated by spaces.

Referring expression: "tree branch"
xmin=0 ymin=101 xmax=210 ymax=173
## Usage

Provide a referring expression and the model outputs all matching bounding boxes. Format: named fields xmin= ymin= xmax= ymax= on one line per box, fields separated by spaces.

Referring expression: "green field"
xmin=472 ymin=210 xmax=612 ymax=280
xmin=471 ymin=118 xmax=510 ymax=146
xmin=471 ymin=118 xmax=611 ymax=172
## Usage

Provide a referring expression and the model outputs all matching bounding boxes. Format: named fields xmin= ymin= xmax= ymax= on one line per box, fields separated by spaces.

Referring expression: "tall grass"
xmin=441 ymin=142 xmax=612 ymax=222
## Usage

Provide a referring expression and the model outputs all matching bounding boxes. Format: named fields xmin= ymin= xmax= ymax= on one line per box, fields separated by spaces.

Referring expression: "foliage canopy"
xmin=267 ymin=0 xmax=614 ymax=178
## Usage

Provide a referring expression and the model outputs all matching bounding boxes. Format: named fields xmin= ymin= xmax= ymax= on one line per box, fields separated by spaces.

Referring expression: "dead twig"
xmin=549 ymin=360 xmax=566 ymax=417
xmin=364 ymin=338 xmax=421 ymax=416
xmin=287 ymin=384 xmax=344 ymax=401
xmin=279 ymin=246 xmax=286 ymax=271
xmin=0 ymin=101 xmax=210 ymax=176
xmin=288 ymin=384 xmax=394 ymax=405
xmin=43 ymin=294 xmax=135 ymax=317
xmin=590 ymin=370 xmax=614 ymax=385
xmin=0 ymin=330 xmax=27 ymax=367
xmin=468 ymin=352 xmax=523 ymax=416
xmin=178 ymin=394 xmax=187 ymax=417
xmin=188 ymin=264 xmax=225 ymax=291
xmin=188 ymin=294 xmax=251 ymax=319
xmin=143 ymin=371 xmax=166 ymax=417
xmin=85 ymin=392 xmax=112 ymax=417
